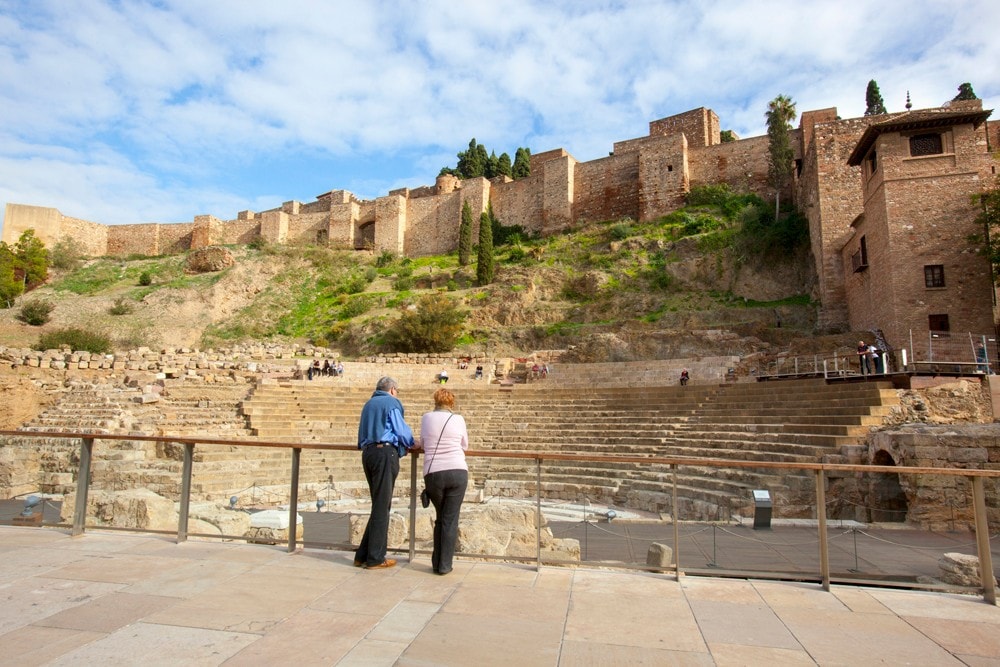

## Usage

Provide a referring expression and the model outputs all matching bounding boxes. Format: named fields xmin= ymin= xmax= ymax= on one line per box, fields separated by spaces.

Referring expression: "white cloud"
xmin=0 ymin=0 xmax=998 ymax=229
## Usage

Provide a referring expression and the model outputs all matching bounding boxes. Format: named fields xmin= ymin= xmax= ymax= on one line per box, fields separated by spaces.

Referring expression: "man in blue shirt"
xmin=354 ymin=376 xmax=415 ymax=569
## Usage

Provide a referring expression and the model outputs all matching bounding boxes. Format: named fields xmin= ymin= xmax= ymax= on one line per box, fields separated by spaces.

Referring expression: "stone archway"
xmin=869 ymin=449 xmax=908 ymax=522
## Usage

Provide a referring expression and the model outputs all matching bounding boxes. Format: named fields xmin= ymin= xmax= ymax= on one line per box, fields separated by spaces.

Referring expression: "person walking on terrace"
xmin=418 ymin=388 xmax=469 ymax=575
xmin=355 ymin=376 xmax=415 ymax=569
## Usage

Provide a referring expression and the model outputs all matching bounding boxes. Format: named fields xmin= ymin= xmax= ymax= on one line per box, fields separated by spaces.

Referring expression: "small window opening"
xmin=910 ymin=133 xmax=943 ymax=157
xmin=924 ymin=264 xmax=945 ymax=288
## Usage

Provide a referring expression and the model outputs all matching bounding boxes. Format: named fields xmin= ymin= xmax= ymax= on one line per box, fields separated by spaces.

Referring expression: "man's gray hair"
xmin=376 ymin=376 xmax=398 ymax=392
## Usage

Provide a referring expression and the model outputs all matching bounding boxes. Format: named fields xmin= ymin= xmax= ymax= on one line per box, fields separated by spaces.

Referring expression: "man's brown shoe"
xmin=353 ymin=559 xmax=364 ymax=567
xmin=367 ymin=559 xmax=396 ymax=569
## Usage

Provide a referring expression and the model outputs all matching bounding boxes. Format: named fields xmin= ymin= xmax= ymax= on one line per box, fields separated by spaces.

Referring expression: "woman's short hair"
xmin=433 ymin=388 xmax=455 ymax=409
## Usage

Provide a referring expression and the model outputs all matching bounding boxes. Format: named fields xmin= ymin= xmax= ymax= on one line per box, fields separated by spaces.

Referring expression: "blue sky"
xmin=1 ymin=0 xmax=997 ymax=229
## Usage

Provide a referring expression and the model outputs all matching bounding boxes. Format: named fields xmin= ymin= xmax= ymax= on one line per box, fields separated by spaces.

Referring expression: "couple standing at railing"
xmin=353 ymin=376 xmax=469 ymax=574
xmin=857 ymin=340 xmax=884 ymax=374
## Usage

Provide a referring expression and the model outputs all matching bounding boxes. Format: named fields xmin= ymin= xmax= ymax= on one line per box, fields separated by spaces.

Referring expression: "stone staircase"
xmin=240 ymin=378 xmax=899 ymax=519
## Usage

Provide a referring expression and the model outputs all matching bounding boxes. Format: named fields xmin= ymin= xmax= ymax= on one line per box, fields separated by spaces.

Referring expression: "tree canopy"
xmin=441 ymin=140 xmax=530 ymax=180
xmin=972 ymin=181 xmax=1000 ymax=284
xmin=382 ymin=292 xmax=466 ymax=353
xmin=0 ymin=229 xmax=50 ymax=308
xmin=864 ymin=80 xmax=887 ymax=116
xmin=953 ymin=83 xmax=978 ymax=101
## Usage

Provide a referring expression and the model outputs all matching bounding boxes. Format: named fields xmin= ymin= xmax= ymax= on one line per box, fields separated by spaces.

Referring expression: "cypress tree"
xmin=459 ymin=200 xmax=473 ymax=266
xmin=864 ymin=80 xmax=887 ymax=116
xmin=512 ymin=147 xmax=531 ymax=179
xmin=476 ymin=207 xmax=495 ymax=286
xmin=497 ymin=152 xmax=513 ymax=178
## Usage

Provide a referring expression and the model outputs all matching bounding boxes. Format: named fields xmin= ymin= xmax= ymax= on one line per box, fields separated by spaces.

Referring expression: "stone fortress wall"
xmin=3 ymin=104 xmax=998 ymax=337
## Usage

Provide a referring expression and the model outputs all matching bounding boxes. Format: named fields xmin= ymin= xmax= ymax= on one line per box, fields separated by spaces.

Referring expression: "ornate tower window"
xmin=909 ymin=133 xmax=943 ymax=157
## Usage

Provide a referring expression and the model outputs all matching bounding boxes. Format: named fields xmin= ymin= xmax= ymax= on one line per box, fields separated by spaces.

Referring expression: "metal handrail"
xmin=1 ymin=429 xmax=997 ymax=604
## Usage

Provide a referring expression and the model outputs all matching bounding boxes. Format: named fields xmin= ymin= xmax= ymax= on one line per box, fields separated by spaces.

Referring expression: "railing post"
xmin=536 ymin=457 xmax=542 ymax=572
xmin=287 ymin=447 xmax=301 ymax=553
xmin=816 ymin=469 xmax=830 ymax=591
xmin=972 ymin=476 xmax=997 ymax=605
xmin=409 ymin=451 xmax=419 ymax=563
xmin=71 ymin=437 xmax=94 ymax=536
xmin=823 ymin=359 xmax=828 ymax=379
xmin=672 ymin=464 xmax=681 ymax=579
xmin=177 ymin=442 xmax=194 ymax=543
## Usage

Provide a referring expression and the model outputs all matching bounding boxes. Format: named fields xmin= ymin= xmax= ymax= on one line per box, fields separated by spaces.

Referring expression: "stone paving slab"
xmin=1 ymin=526 xmax=999 ymax=666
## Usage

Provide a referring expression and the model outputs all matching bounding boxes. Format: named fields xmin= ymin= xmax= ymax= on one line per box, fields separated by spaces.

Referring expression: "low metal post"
xmin=177 ymin=442 xmax=194 ymax=542
xmin=287 ymin=447 xmax=301 ymax=553
xmin=536 ymin=457 xmax=542 ymax=571
xmin=409 ymin=452 xmax=418 ymax=562
xmin=816 ymin=469 xmax=830 ymax=591
xmin=672 ymin=464 xmax=681 ymax=579
xmin=972 ymin=476 xmax=997 ymax=605
xmin=72 ymin=437 xmax=94 ymax=536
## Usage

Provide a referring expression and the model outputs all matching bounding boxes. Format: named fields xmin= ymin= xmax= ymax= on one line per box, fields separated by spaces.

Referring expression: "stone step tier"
xmin=6 ymin=375 xmax=899 ymax=520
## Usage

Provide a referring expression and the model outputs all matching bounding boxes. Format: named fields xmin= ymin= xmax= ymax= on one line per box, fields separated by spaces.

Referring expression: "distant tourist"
xmin=977 ymin=343 xmax=990 ymax=374
xmin=354 ymin=376 xmax=415 ymax=570
xmin=868 ymin=344 xmax=882 ymax=374
xmin=474 ymin=364 xmax=483 ymax=380
xmin=680 ymin=369 xmax=690 ymax=386
xmin=857 ymin=341 xmax=872 ymax=375
xmin=438 ymin=368 xmax=449 ymax=384
xmin=308 ymin=359 xmax=322 ymax=380
xmin=418 ymin=388 xmax=469 ymax=575
xmin=335 ymin=360 xmax=344 ymax=377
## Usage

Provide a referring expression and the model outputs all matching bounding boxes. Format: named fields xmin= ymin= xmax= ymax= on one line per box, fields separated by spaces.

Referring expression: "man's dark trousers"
xmin=356 ymin=445 xmax=400 ymax=566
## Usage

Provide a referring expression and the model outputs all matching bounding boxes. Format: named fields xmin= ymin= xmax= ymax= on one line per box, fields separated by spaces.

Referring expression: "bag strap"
xmin=424 ymin=413 xmax=454 ymax=474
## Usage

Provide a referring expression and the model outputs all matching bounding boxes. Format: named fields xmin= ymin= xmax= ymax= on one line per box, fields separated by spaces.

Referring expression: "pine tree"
xmin=476 ymin=206 xmax=495 ymax=286
xmin=953 ymin=83 xmax=978 ymax=101
xmin=864 ymin=80 xmax=887 ymax=116
xmin=512 ymin=147 xmax=531 ymax=179
xmin=459 ymin=200 xmax=474 ymax=266
xmin=766 ymin=94 xmax=797 ymax=220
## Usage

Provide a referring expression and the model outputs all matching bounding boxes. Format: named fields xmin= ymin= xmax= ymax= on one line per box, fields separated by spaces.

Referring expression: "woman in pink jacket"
xmin=419 ymin=388 xmax=469 ymax=575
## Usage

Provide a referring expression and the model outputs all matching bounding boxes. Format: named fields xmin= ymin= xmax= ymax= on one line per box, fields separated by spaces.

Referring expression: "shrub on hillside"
xmin=36 ymin=327 xmax=113 ymax=354
xmin=17 ymin=299 xmax=55 ymax=325
xmin=138 ymin=271 xmax=153 ymax=286
xmin=109 ymin=297 xmax=133 ymax=315
xmin=382 ymin=293 xmax=465 ymax=353
xmin=50 ymin=237 xmax=84 ymax=270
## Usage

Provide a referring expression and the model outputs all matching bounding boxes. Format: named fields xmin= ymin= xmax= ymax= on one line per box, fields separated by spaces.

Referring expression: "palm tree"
xmin=766 ymin=95 xmax=797 ymax=220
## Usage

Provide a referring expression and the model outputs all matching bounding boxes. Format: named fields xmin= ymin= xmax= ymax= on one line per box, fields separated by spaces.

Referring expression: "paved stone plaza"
xmin=2 ymin=525 xmax=1000 ymax=665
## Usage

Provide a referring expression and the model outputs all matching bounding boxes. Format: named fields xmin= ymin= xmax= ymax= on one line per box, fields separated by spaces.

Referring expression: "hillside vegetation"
xmin=0 ymin=186 xmax=822 ymax=361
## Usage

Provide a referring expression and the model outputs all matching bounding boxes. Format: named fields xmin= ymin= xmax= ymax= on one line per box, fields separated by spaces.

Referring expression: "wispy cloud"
xmin=1 ymin=0 xmax=997 ymax=227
